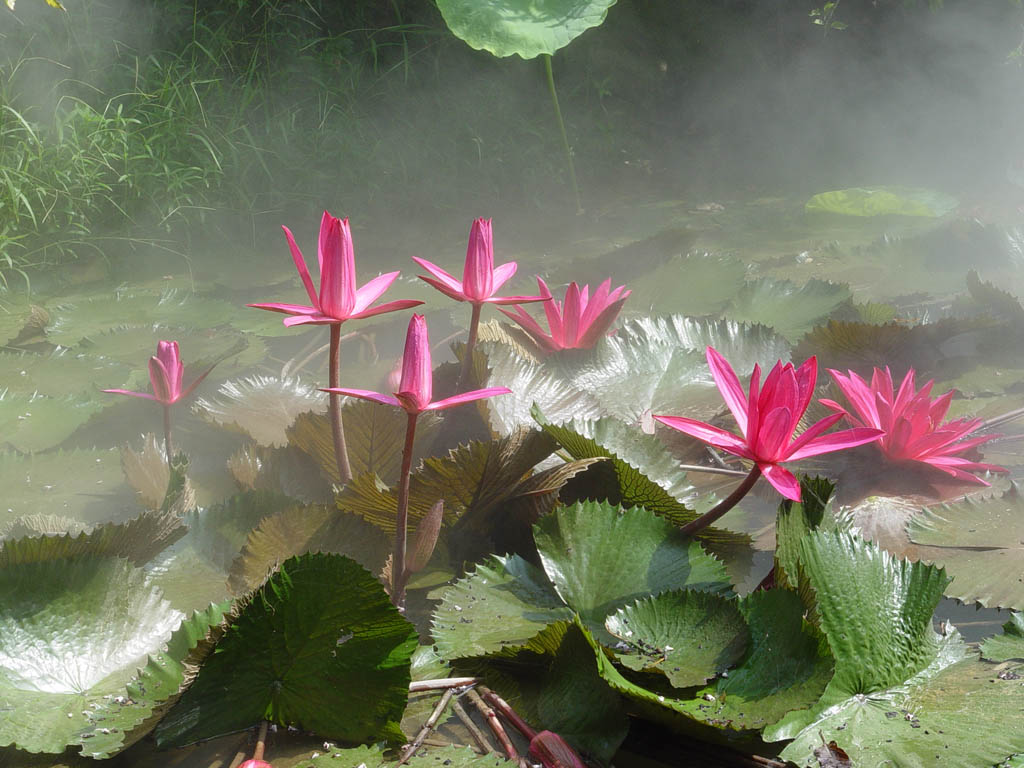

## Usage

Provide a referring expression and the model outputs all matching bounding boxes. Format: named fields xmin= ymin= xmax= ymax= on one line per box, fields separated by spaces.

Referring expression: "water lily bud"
xmin=529 ymin=730 xmax=586 ymax=768
xmin=239 ymin=760 xmax=273 ymax=768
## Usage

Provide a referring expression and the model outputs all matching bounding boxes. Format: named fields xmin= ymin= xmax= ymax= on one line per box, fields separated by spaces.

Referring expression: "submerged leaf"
xmin=724 ymin=278 xmax=852 ymax=343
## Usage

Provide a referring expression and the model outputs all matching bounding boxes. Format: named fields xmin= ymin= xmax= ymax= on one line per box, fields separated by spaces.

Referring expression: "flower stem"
xmin=329 ymin=324 xmax=353 ymax=485
xmin=459 ymin=303 xmax=483 ymax=391
xmin=392 ymin=411 xmax=418 ymax=606
xmin=543 ymin=53 xmax=583 ymax=215
xmin=679 ymin=465 xmax=762 ymax=537
xmin=162 ymin=404 xmax=174 ymax=466
xmin=253 ymin=720 xmax=268 ymax=761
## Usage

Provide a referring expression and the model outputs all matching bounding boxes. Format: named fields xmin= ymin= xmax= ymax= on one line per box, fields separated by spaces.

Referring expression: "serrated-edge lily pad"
xmin=0 ymin=391 xmax=107 ymax=452
xmin=0 ymin=349 xmax=134 ymax=398
xmin=723 ymin=278 xmax=853 ymax=343
xmin=156 ymin=552 xmax=417 ymax=747
xmin=194 ymin=376 xmax=326 ymax=447
xmin=606 ymin=589 xmax=748 ymax=688
xmin=436 ymin=0 xmax=618 ymax=59
xmin=982 ymin=612 xmax=1024 ymax=662
xmin=0 ymin=556 xmax=183 ymax=755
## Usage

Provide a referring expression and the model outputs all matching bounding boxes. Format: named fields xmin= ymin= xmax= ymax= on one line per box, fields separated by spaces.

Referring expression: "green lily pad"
xmin=0 ymin=449 xmax=135 ymax=527
xmin=436 ymin=0 xmax=618 ymax=59
xmin=432 ymin=554 xmax=573 ymax=659
xmin=194 ymin=376 xmax=326 ymax=448
xmin=534 ymin=501 xmax=732 ymax=638
xmin=0 ymin=392 xmax=106 ymax=452
xmin=982 ymin=612 xmax=1024 ymax=662
xmin=626 ymin=250 xmax=747 ymax=317
xmin=0 ymin=556 xmax=183 ymax=755
xmin=906 ymin=485 xmax=1024 ymax=610
xmin=0 ymin=293 xmax=36 ymax=347
xmin=805 ymin=186 xmax=958 ymax=218
xmin=605 ymin=589 xmax=749 ymax=688
xmin=293 ymin=744 xmax=508 ymax=768
xmin=81 ymin=324 xmax=263 ymax=376
xmin=156 ymin=553 xmax=418 ymax=747
xmin=723 ymin=278 xmax=853 ymax=343
xmin=0 ymin=349 xmax=134 ymax=398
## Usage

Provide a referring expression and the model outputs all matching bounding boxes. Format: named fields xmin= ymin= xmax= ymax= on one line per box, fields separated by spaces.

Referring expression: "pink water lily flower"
xmin=103 ymin=340 xmax=213 ymax=406
xmin=821 ymin=367 xmax=1005 ymax=485
xmin=248 ymin=211 xmax=422 ymax=326
xmin=412 ymin=218 xmax=546 ymax=306
xmin=322 ymin=313 xmax=511 ymax=415
xmin=499 ymin=276 xmax=631 ymax=353
xmin=654 ymin=347 xmax=884 ymax=501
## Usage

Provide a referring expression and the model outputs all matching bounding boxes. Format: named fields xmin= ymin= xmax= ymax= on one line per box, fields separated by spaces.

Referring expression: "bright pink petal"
xmin=318 ymin=216 xmax=357 ymax=318
xmin=351 ymin=271 xmax=402 ymax=314
xmin=754 ymin=406 xmax=794 ymax=462
xmin=490 ymin=261 xmax=518 ymax=293
xmin=462 ymin=218 xmax=495 ymax=302
xmin=793 ymin=355 xmax=818 ymax=424
xmin=179 ymin=361 xmax=219 ymax=402
xmin=148 ymin=356 xmax=175 ymax=404
xmin=246 ymin=302 xmax=318 ymax=316
xmin=397 ymin=314 xmax=433 ymax=412
xmin=577 ymin=294 xmax=629 ymax=349
xmin=828 ymin=369 xmax=880 ymax=428
xmin=537 ymin=277 xmax=564 ymax=345
xmin=413 ymin=257 xmax=464 ymax=294
xmin=928 ymin=390 xmax=955 ymax=424
xmin=282 ymin=313 xmax=341 ymax=327
xmin=102 ymin=388 xmax=157 ymax=401
xmin=786 ymin=426 xmax=885 ymax=461
xmin=758 ymin=462 xmax=802 ymax=501
xmin=482 ymin=294 xmax=549 ymax=305
xmin=746 ymin=363 xmax=762 ymax=445
xmin=785 ymin=412 xmax=846 ymax=456
xmin=705 ymin=347 xmax=749 ymax=436
xmin=417 ymin=274 xmax=469 ymax=303
xmin=281 ymin=225 xmax=319 ymax=308
xmin=561 ymin=283 xmax=582 ymax=347
xmin=425 ymin=387 xmax=513 ymax=411
xmin=320 ymin=387 xmax=401 ymax=408
xmin=498 ymin=306 xmax=560 ymax=352
xmin=349 ymin=299 xmax=425 ymax=320
xmin=651 ymin=415 xmax=754 ymax=459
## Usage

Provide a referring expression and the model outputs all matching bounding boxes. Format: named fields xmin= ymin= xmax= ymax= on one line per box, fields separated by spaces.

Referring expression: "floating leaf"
xmin=805 ymin=186 xmax=958 ymax=218
xmin=156 ymin=553 xmax=418 ymax=747
xmin=195 ymin=376 xmax=326 ymax=447
xmin=774 ymin=477 xmax=834 ymax=593
xmin=0 ymin=557 xmax=183 ymax=755
xmin=906 ymin=484 xmax=1024 ymax=610
xmin=78 ymin=324 xmax=262 ymax=375
xmin=534 ymin=501 xmax=732 ymax=638
xmin=724 ymin=278 xmax=852 ymax=343
xmin=0 ymin=349 xmax=134 ymax=398
xmin=618 ymin=250 xmax=746 ymax=317
xmin=435 ymin=0 xmax=618 ymax=59
xmin=0 ymin=392 xmax=106 ymax=452
xmin=605 ymin=589 xmax=748 ymax=688
xmin=981 ymin=612 xmax=1024 ymax=662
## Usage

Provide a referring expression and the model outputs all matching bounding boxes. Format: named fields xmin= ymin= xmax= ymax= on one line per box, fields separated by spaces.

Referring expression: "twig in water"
xmin=466 ymin=687 xmax=520 ymax=763
xmin=399 ymin=688 xmax=454 ymax=765
xmin=409 ymin=676 xmax=478 ymax=692
xmin=452 ymin=696 xmax=493 ymax=755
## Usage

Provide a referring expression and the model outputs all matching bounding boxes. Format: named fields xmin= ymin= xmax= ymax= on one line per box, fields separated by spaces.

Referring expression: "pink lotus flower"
xmin=499 ymin=276 xmax=631 ymax=353
xmin=248 ymin=211 xmax=422 ymax=326
xmin=239 ymin=761 xmax=272 ymax=768
xmin=821 ymin=367 xmax=1005 ymax=485
xmin=653 ymin=347 xmax=884 ymax=501
xmin=412 ymin=218 xmax=546 ymax=306
xmin=103 ymin=340 xmax=214 ymax=405
xmin=322 ymin=313 xmax=511 ymax=415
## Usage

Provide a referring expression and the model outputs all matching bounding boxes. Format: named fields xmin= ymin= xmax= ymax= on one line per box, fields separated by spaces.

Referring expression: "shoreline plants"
xmin=2 ymin=210 xmax=1024 ymax=768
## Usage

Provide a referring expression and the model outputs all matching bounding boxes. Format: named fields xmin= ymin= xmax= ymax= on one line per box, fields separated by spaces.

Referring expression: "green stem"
xmin=392 ymin=411 xmax=419 ymax=607
xmin=542 ymin=53 xmax=583 ymax=215
xmin=162 ymin=404 xmax=173 ymax=467
xmin=329 ymin=324 xmax=353 ymax=485
xmin=678 ymin=465 xmax=762 ymax=537
xmin=459 ymin=302 xmax=483 ymax=391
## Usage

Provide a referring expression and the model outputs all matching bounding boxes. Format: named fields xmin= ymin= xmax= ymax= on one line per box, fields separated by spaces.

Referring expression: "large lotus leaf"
xmin=588 ymin=589 xmax=833 ymax=735
xmin=982 ymin=612 xmax=1024 ymax=662
xmin=0 ymin=349 xmax=134 ymax=398
xmin=46 ymin=290 xmax=238 ymax=346
xmin=432 ymin=554 xmax=573 ymax=659
xmin=227 ymin=504 xmax=391 ymax=595
xmin=605 ymin=589 xmax=748 ymax=688
xmin=78 ymin=324 xmax=263 ymax=375
xmin=723 ymin=278 xmax=852 ymax=343
xmin=805 ymin=186 xmax=958 ymax=218
xmin=0 ymin=449 xmax=135 ymax=527
xmin=0 ymin=508 xmax=185 ymax=567
xmin=626 ymin=251 xmax=747 ymax=317
xmin=906 ymin=485 xmax=1024 ymax=609
xmin=549 ymin=227 xmax=699 ymax=289
xmin=455 ymin=622 xmax=628 ymax=764
xmin=147 ymin=547 xmax=234 ymax=614
xmin=194 ymin=376 xmax=326 ymax=447
xmin=534 ymin=501 xmax=732 ymax=638
xmin=0 ymin=392 xmax=105 ymax=452
xmin=436 ymin=0 xmax=617 ymax=59
xmin=287 ymin=405 xmax=439 ymax=486
xmin=774 ymin=476 xmax=835 ymax=593
xmin=157 ymin=553 xmax=418 ymax=747
xmin=0 ymin=556 xmax=183 ymax=755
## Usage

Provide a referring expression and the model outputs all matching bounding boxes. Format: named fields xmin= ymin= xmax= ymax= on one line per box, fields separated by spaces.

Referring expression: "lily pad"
xmin=906 ymin=484 xmax=1024 ymax=610
xmin=805 ymin=186 xmax=958 ymax=218
xmin=626 ymin=251 xmax=747 ymax=317
xmin=0 ymin=392 xmax=106 ymax=452
xmin=0 ymin=556 xmax=183 ymax=755
xmin=981 ymin=612 xmax=1024 ymax=662
xmin=80 ymin=324 xmax=263 ymax=375
xmin=0 ymin=349 xmax=134 ymax=398
xmin=723 ymin=278 xmax=853 ymax=343
xmin=194 ymin=376 xmax=326 ymax=447
xmin=435 ymin=0 xmax=618 ymax=59
xmin=156 ymin=553 xmax=418 ymax=747
xmin=605 ymin=589 xmax=749 ymax=688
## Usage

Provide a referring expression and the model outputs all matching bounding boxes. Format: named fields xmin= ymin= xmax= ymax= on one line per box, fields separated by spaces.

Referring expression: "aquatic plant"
xmin=413 ymin=218 xmax=544 ymax=387
xmin=323 ymin=313 xmax=510 ymax=604
xmin=822 ymin=366 xmax=1006 ymax=485
xmin=248 ymin=212 xmax=422 ymax=483
xmin=498 ymin=276 xmax=630 ymax=353
xmin=653 ymin=347 xmax=883 ymax=531
xmin=103 ymin=340 xmax=217 ymax=461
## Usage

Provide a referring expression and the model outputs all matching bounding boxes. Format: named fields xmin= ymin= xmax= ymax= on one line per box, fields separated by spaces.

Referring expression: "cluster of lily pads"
xmin=4 ymin=201 xmax=1024 ymax=768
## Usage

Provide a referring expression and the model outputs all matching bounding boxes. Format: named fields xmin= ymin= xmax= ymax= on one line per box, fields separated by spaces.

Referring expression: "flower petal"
xmin=651 ymin=415 xmax=754 ymax=459
xmin=281 ymin=225 xmax=319 ymax=307
xmin=350 ymin=299 xmax=424 ymax=321
xmin=425 ymin=387 xmax=512 ymax=411
xmin=351 ymin=271 xmax=401 ymax=314
xmin=417 ymin=274 xmax=469 ymax=303
xmin=320 ymin=387 xmax=401 ymax=408
xmin=498 ymin=306 xmax=559 ymax=352
xmin=490 ymin=261 xmax=518 ymax=292
xmin=246 ymin=302 xmax=318 ymax=316
xmin=577 ymin=293 xmax=630 ymax=349
xmin=412 ymin=257 xmax=464 ymax=294
xmin=758 ymin=462 xmax=802 ymax=501
xmin=102 ymin=388 xmax=157 ymax=401
xmin=786 ymin=426 xmax=885 ymax=461
xmin=705 ymin=346 xmax=749 ymax=436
